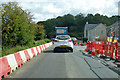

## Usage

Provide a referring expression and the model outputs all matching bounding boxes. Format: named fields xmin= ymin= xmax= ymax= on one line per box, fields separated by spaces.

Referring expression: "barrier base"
xmin=115 ymin=62 xmax=120 ymax=67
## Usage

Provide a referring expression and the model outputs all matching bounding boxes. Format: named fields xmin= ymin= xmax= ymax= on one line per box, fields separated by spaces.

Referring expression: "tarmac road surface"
xmin=5 ymin=46 xmax=119 ymax=79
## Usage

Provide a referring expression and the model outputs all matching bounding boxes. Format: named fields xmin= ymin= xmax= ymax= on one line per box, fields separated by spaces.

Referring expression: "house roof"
xmin=85 ymin=24 xmax=98 ymax=31
xmin=85 ymin=23 xmax=106 ymax=31
xmin=106 ymin=21 xmax=120 ymax=30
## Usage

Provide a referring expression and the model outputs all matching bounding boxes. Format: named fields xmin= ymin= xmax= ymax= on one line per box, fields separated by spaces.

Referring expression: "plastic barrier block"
xmin=37 ymin=46 xmax=41 ymax=54
xmin=42 ymin=45 xmax=45 ymax=50
xmin=45 ymin=44 xmax=48 ymax=48
xmin=116 ymin=43 xmax=120 ymax=60
xmin=0 ymin=57 xmax=11 ymax=79
xmin=31 ymin=48 xmax=36 ymax=57
xmin=103 ymin=42 xmax=108 ymax=56
xmin=6 ymin=54 xmax=18 ymax=73
xmin=39 ymin=45 xmax=43 ymax=53
xmin=27 ymin=49 xmax=33 ymax=59
xmin=41 ymin=45 xmax=44 ymax=51
xmin=44 ymin=44 xmax=46 ymax=50
xmin=19 ymin=51 xmax=27 ymax=63
xmin=24 ymin=50 xmax=31 ymax=61
xmin=35 ymin=47 xmax=39 ymax=55
xmin=33 ymin=47 xmax=38 ymax=56
xmin=14 ymin=52 xmax=23 ymax=67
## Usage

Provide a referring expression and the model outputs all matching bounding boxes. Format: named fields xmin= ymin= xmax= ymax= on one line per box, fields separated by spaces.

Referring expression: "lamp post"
xmin=118 ymin=21 xmax=120 ymax=42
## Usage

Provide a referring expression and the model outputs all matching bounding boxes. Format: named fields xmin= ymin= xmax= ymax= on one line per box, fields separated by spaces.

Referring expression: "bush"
xmin=2 ymin=39 xmax=51 ymax=57
xmin=44 ymin=39 xmax=51 ymax=43
xmin=2 ymin=45 xmax=29 ymax=56
xmin=35 ymin=39 xmax=51 ymax=46
xmin=35 ymin=40 xmax=46 ymax=46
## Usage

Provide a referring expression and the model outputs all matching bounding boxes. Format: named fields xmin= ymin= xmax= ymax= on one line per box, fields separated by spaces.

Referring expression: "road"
xmin=5 ymin=46 xmax=119 ymax=79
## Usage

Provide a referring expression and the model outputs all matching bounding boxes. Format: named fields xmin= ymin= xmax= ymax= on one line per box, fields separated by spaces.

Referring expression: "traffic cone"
xmin=90 ymin=46 xmax=96 ymax=56
xmin=79 ymin=42 xmax=81 ymax=46
xmin=85 ymin=49 xmax=88 ymax=51
xmin=75 ymin=42 xmax=78 ymax=46
xmin=79 ymin=44 xmax=81 ymax=46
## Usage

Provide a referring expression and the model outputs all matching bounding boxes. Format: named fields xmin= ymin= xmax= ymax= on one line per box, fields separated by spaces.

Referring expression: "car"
xmin=71 ymin=37 xmax=77 ymax=44
xmin=53 ymin=35 xmax=73 ymax=52
xmin=50 ymin=38 xmax=55 ymax=41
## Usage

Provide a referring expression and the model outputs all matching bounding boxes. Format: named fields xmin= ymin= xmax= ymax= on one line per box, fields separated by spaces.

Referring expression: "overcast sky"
xmin=1 ymin=0 xmax=120 ymax=22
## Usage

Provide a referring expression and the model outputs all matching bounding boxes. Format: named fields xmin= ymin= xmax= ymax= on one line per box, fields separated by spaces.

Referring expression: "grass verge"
xmin=2 ymin=39 xmax=51 ymax=57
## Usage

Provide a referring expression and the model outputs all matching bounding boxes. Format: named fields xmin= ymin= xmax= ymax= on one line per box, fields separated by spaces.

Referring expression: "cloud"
xmin=1 ymin=0 xmax=119 ymax=22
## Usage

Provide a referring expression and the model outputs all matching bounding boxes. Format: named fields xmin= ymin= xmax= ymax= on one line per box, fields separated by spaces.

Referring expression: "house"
xmin=106 ymin=21 xmax=120 ymax=42
xmin=84 ymin=22 xmax=107 ymax=41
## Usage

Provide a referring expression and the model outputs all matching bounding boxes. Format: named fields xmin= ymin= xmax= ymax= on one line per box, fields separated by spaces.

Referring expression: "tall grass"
xmin=2 ymin=39 xmax=51 ymax=57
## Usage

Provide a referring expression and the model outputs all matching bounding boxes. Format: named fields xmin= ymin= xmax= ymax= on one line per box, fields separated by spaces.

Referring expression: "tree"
xmin=34 ymin=24 xmax=45 ymax=40
xmin=2 ymin=2 xmax=35 ymax=47
xmin=38 ymin=13 xmax=119 ymax=39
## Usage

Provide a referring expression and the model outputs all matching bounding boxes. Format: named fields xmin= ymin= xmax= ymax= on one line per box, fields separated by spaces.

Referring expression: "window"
xmin=101 ymin=30 xmax=103 ymax=34
xmin=56 ymin=36 xmax=70 ymax=40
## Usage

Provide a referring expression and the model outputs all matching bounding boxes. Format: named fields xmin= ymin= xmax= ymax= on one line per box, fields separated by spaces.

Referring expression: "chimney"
xmin=86 ymin=21 xmax=88 ymax=24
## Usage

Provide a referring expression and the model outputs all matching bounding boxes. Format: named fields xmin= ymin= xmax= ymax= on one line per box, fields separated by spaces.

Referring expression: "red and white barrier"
xmin=14 ymin=52 xmax=23 ymax=67
xmin=19 ymin=51 xmax=27 ymax=63
xmin=33 ymin=47 xmax=38 ymax=56
xmin=0 ymin=57 xmax=11 ymax=80
xmin=0 ymin=42 xmax=52 ymax=80
xmin=6 ymin=54 xmax=18 ymax=73
xmin=24 ymin=50 xmax=31 ymax=61
xmin=40 ymin=45 xmax=43 ymax=52
xmin=37 ymin=46 xmax=41 ymax=53
xmin=35 ymin=47 xmax=39 ymax=55
xmin=27 ymin=49 xmax=34 ymax=59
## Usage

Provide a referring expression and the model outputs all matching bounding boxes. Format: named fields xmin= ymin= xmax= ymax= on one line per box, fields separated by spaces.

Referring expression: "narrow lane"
xmin=6 ymin=46 xmax=118 ymax=79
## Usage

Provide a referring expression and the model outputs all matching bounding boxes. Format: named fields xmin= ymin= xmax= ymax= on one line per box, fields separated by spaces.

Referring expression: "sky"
xmin=1 ymin=0 xmax=120 ymax=22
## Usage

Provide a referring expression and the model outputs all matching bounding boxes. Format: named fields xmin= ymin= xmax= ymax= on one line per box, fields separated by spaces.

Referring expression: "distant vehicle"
xmin=71 ymin=37 xmax=77 ymax=44
xmin=55 ymin=27 xmax=68 ymax=35
xmin=53 ymin=35 xmax=73 ymax=52
xmin=50 ymin=38 xmax=55 ymax=41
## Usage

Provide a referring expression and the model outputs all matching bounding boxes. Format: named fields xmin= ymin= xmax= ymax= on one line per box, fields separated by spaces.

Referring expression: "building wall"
xmin=84 ymin=26 xmax=86 ymax=37
xmin=106 ymin=21 xmax=119 ymax=41
xmin=88 ymin=23 xmax=107 ymax=41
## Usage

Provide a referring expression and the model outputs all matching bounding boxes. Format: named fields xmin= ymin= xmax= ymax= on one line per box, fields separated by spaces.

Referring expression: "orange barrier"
xmin=85 ymin=41 xmax=94 ymax=51
xmin=104 ymin=42 xmax=109 ymax=56
xmin=91 ymin=42 xmax=96 ymax=56
xmin=115 ymin=42 xmax=120 ymax=61
xmin=85 ymin=41 xmax=120 ymax=60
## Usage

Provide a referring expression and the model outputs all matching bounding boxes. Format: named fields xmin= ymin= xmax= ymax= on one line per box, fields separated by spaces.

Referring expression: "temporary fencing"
xmin=115 ymin=42 xmax=120 ymax=60
xmin=85 ymin=41 xmax=120 ymax=61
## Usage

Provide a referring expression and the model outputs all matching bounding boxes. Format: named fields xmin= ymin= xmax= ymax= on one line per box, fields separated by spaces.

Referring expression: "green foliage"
xmin=1 ymin=2 xmax=47 ymax=56
xmin=43 ymin=39 xmax=51 ymax=43
xmin=39 ymin=13 xmax=119 ymax=39
xmin=2 ymin=45 xmax=29 ymax=56
xmin=34 ymin=24 xmax=45 ymax=40
xmin=2 ymin=2 xmax=35 ymax=47
xmin=1 ymin=2 xmax=46 ymax=46
xmin=2 ymin=39 xmax=51 ymax=56
xmin=35 ymin=40 xmax=46 ymax=46
xmin=35 ymin=39 xmax=51 ymax=46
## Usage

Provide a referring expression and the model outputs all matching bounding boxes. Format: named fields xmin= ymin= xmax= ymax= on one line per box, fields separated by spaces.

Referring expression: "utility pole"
xmin=118 ymin=21 xmax=120 ymax=42
xmin=118 ymin=1 xmax=120 ymax=42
